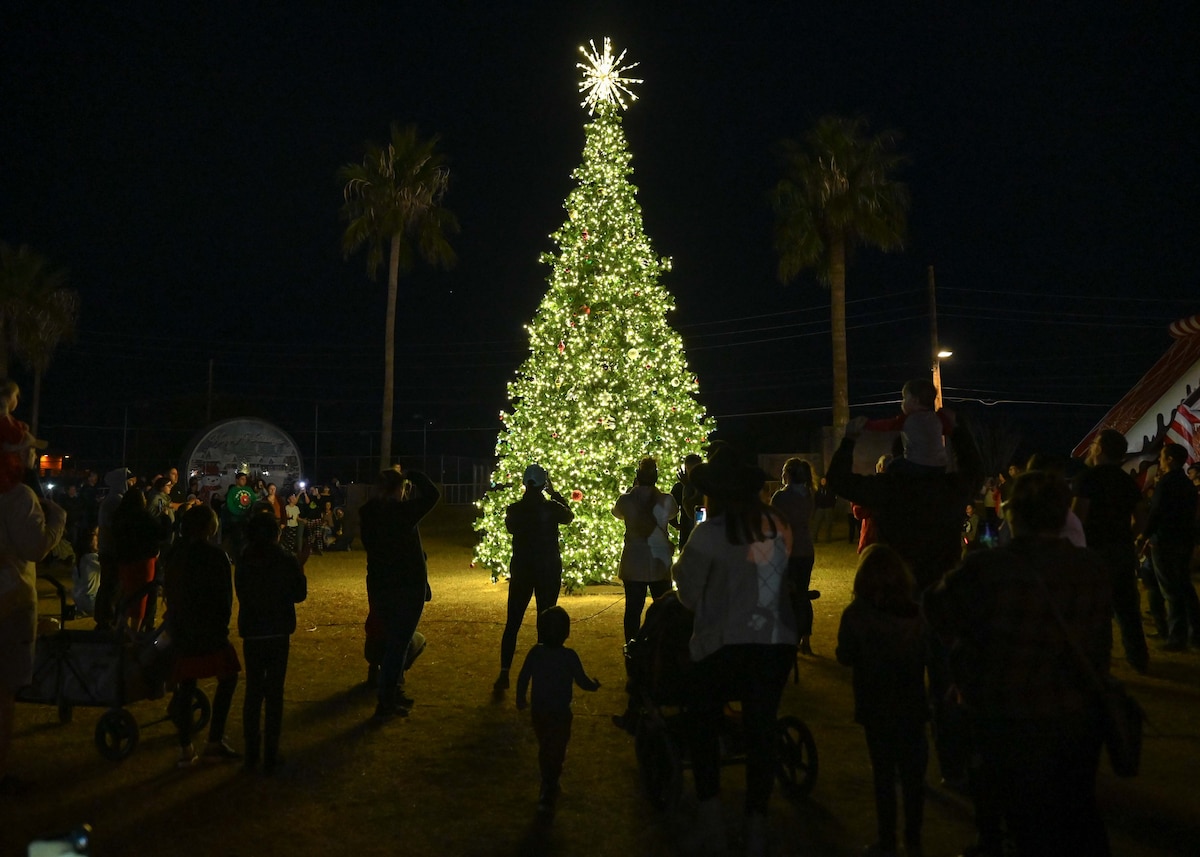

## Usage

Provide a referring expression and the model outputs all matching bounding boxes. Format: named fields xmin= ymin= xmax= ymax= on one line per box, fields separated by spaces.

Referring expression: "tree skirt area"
xmin=5 ymin=507 xmax=1197 ymax=856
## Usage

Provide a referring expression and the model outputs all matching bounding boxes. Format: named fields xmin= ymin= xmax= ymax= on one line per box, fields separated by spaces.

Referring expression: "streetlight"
xmin=934 ymin=346 xmax=952 ymax=410
xmin=928 ymin=265 xmax=953 ymax=409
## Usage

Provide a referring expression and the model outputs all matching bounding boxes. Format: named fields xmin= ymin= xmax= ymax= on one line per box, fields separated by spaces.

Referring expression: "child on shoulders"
xmin=864 ymin=378 xmax=949 ymax=473
xmin=0 ymin=379 xmax=47 ymax=494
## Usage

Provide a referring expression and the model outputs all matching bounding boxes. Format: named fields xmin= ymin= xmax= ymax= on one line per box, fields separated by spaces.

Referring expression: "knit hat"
xmin=523 ymin=464 xmax=547 ymax=488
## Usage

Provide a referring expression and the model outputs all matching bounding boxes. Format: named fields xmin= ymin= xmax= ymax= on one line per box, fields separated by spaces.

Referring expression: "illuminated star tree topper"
xmin=577 ymin=37 xmax=643 ymax=114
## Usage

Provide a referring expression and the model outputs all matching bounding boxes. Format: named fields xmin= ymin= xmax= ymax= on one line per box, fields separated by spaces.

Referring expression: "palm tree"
xmin=339 ymin=124 xmax=458 ymax=470
xmin=0 ymin=242 xmax=80 ymax=434
xmin=770 ymin=115 xmax=909 ymax=437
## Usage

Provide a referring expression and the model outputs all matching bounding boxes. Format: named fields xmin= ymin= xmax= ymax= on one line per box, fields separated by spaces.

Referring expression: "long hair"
xmin=853 ymin=544 xmax=915 ymax=614
xmin=712 ymin=478 xmax=782 ymax=546
xmin=114 ymin=484 xmax=147 ymax=521
xmin=782 ymin=457 xmax=813 ymax=490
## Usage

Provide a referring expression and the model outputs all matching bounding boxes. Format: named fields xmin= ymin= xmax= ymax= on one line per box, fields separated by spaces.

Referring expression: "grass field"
xmin=4 ymin=507 xmax=1198 ymax=856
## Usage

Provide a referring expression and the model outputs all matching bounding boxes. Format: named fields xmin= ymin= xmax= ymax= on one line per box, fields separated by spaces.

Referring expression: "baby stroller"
xmin=622 ymin=591 xmax=819 ymax=810
xmin=16 ymin=575 xmax=210 ymax=760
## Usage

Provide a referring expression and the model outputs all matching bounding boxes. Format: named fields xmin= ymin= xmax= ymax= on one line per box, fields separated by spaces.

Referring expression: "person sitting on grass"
xmin=235 ymin=511 xmax=307 ymax=774
xmin=326 ymin=507 xmax=352 ymax=551
xmin=72 ymin=526 xmax=102 ymax=618
xmin=516 ymin=606 xmax=600 ymax=816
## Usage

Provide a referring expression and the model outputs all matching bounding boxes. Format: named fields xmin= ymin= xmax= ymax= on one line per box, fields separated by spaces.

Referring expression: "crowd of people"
xmin=492 ymin=379 xmax=1197 ymax=856
xmin=44 ymin=470 xmax=349 ymax=626
xmin=2 ymin=370 xmax=1198 ymax=857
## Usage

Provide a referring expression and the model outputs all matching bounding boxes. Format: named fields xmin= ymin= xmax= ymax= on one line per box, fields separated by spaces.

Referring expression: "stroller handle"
xmin=36 ymin=574 xmax=74 ymax=623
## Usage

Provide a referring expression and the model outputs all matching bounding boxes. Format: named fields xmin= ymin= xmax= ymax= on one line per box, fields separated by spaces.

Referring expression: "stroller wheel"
xmin=95 ymin=709 xmax=140 ymax=761
xmin=775 ymin=715 xmax=818 ymax=798
xmin=635 ymin=715 xmax=682 ymax=811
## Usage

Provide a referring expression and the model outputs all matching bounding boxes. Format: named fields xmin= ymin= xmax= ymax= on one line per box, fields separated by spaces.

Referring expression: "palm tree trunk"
xmin=380 ymin=232 xmax=401 ymax=470
xmin=829 ymin=234 xmax=849 ymax=438
xmin=30 ymin=368 xmax=42 ymax=437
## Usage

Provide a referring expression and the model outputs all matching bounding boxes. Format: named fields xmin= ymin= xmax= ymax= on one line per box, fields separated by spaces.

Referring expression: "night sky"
xmin=2 ymin=2 xmax=1196 ymax=478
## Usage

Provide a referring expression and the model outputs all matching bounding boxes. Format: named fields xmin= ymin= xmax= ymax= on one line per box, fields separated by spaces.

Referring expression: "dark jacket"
xmin=359 ymin=470 xmax=440 ymax=600
xmin=163 ymin=538 xmax=234 ymax=656
xmin=235 ymin=541 xmax=307 ymax=638
xmin=836 ymin=597 xmax=928 ymax=725
xmin=670 ymin=479 xmax=703 ymax=547
xmin=924 ymin=536 xmax=1112 ymax=721
xmin=505 ymin=488 xmax=573 ymax=583
xmin=1144 ymin=468 xmax=1197 ymax=546
xmin=827 ymin=425 xmax=983 ymax=592
xmin=96 ymin=467 xmax=130 ymax=555
xmin=112 ymin=504 xmax=168 ymax=563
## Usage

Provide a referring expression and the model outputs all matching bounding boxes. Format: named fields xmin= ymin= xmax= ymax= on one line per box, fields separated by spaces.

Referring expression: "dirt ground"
xmin=4 ymin=507 xmax=1199 ymax=857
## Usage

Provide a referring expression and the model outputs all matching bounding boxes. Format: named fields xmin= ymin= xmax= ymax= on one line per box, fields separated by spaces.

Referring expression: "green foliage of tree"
xmin=770 ymin=115 xmax=910 ymax=436
xmin=473 ymin=100 xmax=712 ymax=590
xmin=339 ymin=124 xmax=459 ymax=470
xmin=0 ymin=242 xmax=80 ymax=434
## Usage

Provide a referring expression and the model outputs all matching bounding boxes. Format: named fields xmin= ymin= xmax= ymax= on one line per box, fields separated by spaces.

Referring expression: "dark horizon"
xmin=3 ymin=3 xmax=1196 ymax=478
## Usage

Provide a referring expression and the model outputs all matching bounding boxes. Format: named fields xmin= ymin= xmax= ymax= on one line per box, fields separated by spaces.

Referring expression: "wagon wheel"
xmin=57 ymin=702 xmax=74 ymax=724
xmin=165 ymin=687 xmax=212 ymax=733
xmin=775 ymin=715 xmax=818 ymax=799
xmin=189 ymin=688 xmax=211 ymax=732
xmin=94 ymin=708 xmax=140 ymax=761
xmin=635 ymin=715 xmax=683 ymax=811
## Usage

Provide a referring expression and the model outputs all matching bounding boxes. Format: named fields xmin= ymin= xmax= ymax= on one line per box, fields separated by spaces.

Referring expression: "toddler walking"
xmin=515 ymin=606 xmax=600 ymax=815
xmin=836 ymin=544 xmax=929 ymax=857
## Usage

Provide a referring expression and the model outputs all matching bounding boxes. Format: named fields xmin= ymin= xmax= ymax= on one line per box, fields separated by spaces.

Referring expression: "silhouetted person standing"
xmin=1072 ymin=428 xmax=1149 ymax=672
xmin=494 ymin=465 xmax=573 ymax=694
xmin=359 ymin=468 xmax=440 ymax=719
xmin=1138 ymin=443 xmax=1200 ymax=651
xmin=925 ymin=471 xmax=1113 ymax=857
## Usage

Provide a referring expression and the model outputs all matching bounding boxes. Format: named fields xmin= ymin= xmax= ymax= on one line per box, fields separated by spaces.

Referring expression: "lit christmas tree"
xmin=474 ymin=38 xmax=713 ymax=590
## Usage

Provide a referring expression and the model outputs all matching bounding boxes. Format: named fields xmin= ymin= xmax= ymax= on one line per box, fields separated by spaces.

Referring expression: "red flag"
xmin=1165 ymin=403 xmax=1200 ymax=464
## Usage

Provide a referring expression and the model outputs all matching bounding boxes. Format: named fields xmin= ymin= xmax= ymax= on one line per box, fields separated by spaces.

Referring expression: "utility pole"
xmin=928 ymin=265 xmax=944 ymax=410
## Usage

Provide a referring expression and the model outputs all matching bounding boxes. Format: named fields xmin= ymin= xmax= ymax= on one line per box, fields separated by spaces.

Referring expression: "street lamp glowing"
xmin=937 ymin=348 xmax=953 ymax=359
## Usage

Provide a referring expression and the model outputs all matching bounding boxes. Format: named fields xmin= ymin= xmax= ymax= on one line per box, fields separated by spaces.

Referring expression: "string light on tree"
xmin=474 ymin=38 xmax=712 ymax=589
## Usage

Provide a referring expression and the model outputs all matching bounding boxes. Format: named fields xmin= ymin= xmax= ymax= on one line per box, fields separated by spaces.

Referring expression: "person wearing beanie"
xmin=493 ymin=464 xmax=573 ymax=694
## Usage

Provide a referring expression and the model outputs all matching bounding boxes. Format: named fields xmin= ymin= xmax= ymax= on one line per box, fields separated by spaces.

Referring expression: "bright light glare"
xmin=577 ymin=37 xmax=642 ymax=114
xmin=937 ymin=349 xmax=953 ymax=358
